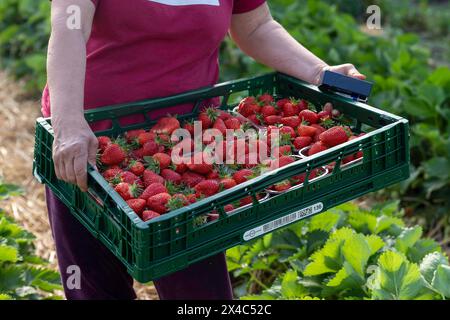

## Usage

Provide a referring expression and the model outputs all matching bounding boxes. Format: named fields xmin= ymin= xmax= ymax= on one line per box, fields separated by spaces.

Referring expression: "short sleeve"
xmin=232 ymin=0 xmax=266 ymax=14
xmin=49 ymin=0 xmax=98 ymax=7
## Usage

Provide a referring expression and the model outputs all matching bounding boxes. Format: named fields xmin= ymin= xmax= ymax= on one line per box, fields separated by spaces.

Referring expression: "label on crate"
xmin=243 ymin=202 xmax=324 ymax=241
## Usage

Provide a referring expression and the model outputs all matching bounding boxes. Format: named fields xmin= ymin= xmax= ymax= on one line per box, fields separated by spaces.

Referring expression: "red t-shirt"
xmin=42 ymin=0 xmax=266 ymax=131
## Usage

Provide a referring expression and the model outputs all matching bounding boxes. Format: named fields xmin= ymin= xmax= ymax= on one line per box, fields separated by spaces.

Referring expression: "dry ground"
xmin=0 ymin=71 xmax=158 ymax=300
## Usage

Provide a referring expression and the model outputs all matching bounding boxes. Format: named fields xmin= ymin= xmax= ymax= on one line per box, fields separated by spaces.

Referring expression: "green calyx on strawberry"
xmin=114 ymin=182 xmax=142 ymax=201
xmin=199 ymin=107 xmax=219 ymax=128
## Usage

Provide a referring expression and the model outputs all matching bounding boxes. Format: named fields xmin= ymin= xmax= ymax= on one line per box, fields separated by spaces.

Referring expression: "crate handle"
xmin=87 ymin=188 xmax=105 ymax=208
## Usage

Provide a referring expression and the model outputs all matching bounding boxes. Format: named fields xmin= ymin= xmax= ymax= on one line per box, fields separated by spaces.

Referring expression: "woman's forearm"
xmin=231 ymin=18 xmax=328 ymax=85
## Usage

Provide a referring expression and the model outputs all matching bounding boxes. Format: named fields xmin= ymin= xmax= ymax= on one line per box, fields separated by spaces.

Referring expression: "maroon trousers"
xmin=45 ymin=187 xmax=233 ymax=300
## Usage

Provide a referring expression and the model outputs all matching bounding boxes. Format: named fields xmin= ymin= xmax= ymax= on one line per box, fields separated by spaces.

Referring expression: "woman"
xmin=43 ymin=0 xmax=365 ymax=300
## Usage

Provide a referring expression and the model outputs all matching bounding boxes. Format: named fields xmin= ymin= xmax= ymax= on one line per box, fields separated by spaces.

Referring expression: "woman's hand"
xmin=318 ymin=64 xmax=366 ymax=83
xmin=52 ymin=117 xmax=98 ymax=192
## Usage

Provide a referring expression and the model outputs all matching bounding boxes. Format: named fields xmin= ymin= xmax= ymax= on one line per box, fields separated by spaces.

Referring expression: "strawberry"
xmin=207 ymin=170 xmax=219 ymax=180
xmin=261 ymin=105 xmax=278 ymax=117
xmin=264 ymin=115 xmax=282 ymax=125
xmin=198 ymin=107 xmax=219 ymax=129
xmin=128 ymin=160 xmax=145 ymax=176
xmin=213 ymin=118 xmax=227 ymax=135
xmin=282 ymin=102 xmax=300 ymax=117
xmin=125 ymin=129 xmax=146 ymax=143
xmin=318 ymin=110 xmax=331 ymax=121
xmin=126 ymin=199 xmax=146 ymax=215
xmin=298 ymin=100 xmax=309 ymax=111
xmin=319 ymin=126 xmax=349 ymax=147
xmin=142 ymin=210 xmax=160 ymax=222
xmin=276 ymin=98 xmax=290 ymax=108
xmin=274 ymin=144 xmax=292 ymax=156
xmin=331 ymin=109 xmax=341 ymax=118
xmin=142 ymin=170 xmax=164 ymax=187
xmin=139 ymin=182 xmax=168 ymax=200
xmin=150 ymin=117 xmax=180 ymax=135
xmin=297 ymin=125 xmax=317 ymax=137
xmin=233 ymin=169 xmax=253 ymax=184
xmin=181 ymin=171 xmax=205 ymax=187
xmin=323 ymin=103 xmax=333 ymax=113
xmin=102 ymin=167 xmax=122 ymax=181
xmin=114 ymin=182 xmax=141 ymax=201
xmin=187 ymin=153 xmax=213 ymax=175
xmin=138 ymin=132 xmax=156 ymax=146
xmin=239 ymin=194 xmax=263 ymax=206
xmin=166 ymin=194 xmax=189 ymax=211
xmin=247 ymin=114 xmax=261 ymax=125
xmin=100 ymin=144 xmax=126 ymax=166
xmin=186 ymin=194 xmax=197 ymax=204
xmin=97 ymin=136 xmax=111 ymax=152
xmin=220 ymin=178 xmax=237 ymax=190
xmin=174 ymin=163 xmax=188 ymax=174
xmin=280 ymin=126 xmax=296 ymax=139
xmin=299 ymin=110 xmax=319 ymax=124
xmin=217 ymin=110 xmax=232 ymax=121
xmin=270 ymin=155 xmax=295 ymax=170
xmin=147 ymin=193 xmax=172 ymax=214
xmin=272 ymin=180 xmax=292 ymax=192
xmin=343 ymin=154 xmax=355 ymax=164
xmin=161 ymin=169 xmax=181 ymax=184
xmin=224 ymin=204 xmax=235 ymax=212
xmin=120 ymin=171 xmax=140 ymax=185
xmin=224 ymin=117 xmax=241 ymax=130
xmin=152 ymin=153 xmax=171 ymax=170
xmin=131 ymin=148 xmax=145 ymax=160
xmin=258 ymin=93 xmax=274 ymax=104
xmin=280 ymin=116 xmax=300 ymax=128
xmin=142 ymin=140 xmax=159 ymax=157
xmin=195 ymin=180 xmax=220 ymax=197
xmin=182 ymin=120 xmax=195 ymax=136
xmin=293 ymin=136 xmax=312 ymax=150
xmin=308 ymin=142 xmax=328 ymax=156
xmin=239 ymin=102 xmax=260 ymax=117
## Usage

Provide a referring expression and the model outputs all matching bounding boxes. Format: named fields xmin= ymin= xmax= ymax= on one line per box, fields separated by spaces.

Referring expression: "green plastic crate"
xmin=33 ymin=73 xmax=410 ymax=283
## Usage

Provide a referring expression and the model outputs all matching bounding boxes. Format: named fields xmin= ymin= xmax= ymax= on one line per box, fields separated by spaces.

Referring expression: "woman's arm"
xmin=230 ymin=3 xmax=365 ymax=85
xmin=48 ymin=0 xmax=97 ymax=191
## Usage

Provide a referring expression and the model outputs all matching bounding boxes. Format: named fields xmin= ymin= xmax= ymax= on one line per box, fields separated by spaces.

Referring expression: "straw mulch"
xmin=0 ymin=71 xmax=158 ymax=300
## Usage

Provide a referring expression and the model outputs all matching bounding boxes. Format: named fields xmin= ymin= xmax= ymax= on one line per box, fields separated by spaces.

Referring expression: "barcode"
xmin=243 ymin=202 xmax=324 ymax=241
xmin=263 ymin=212 xmax=297 ymax=232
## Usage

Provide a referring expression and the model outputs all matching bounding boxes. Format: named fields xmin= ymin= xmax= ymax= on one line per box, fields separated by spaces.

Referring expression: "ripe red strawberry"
xmin=126 ymin=199 xmax=146 ymax=215
xmin=261 ymin=105 xmax=278 ymax=117
xmin=247 ymin=114 xmax=261 ymax=125
xmin=239 ymin=102 xmax=260 ymax=117
xmin=264 ymin=115 xmax=282 ymax=125
xmin=258 ymin=93 xmax=274 ymax=104
xmin=270 ymin=155 xmax=295 ymax=170
xmin=187 ymin=153 xmax=213 ymax=175
xmin=198 ymin=107 xmax=219 ymax=129
xmin=272 ymin=180 xmax=292 ymax=192
xmin=274 ymin=145 xmax=292 ymax=156
xmin=114 ymin=182 xmax=141 ymax=201
xmin=161 ymin=169 xmax=181 ymax=184
xmin=128 ymin=160 xmax=145 ymax=176
xmin=131 ymin=148 xmax=145 ymax=160
xmin=142 ymin=170 xmax=164 ymax=187
xmin=152 ymin=153 xmax=171 ymax=170
xmin=213 ymin=118 xmax=227 ymax=135
xmin=297 ymin=125 xmax=317 ymax=137
xmin=182 ymin=120 xmax=195 ymax=136
xmin=147 ymin=193 xmax=172 ymax=214
xmin=282 ymin=102 xmax=300 ymax=117
xmin=239 ymin=194 xmax=263 ymax=206
xmin=311 ymin=124 xmax=326 ymax=142
xmin=174 ymin=163 xmax=188 ymax=174
xmin=102 ymin=167 xmax=122 ymax=181
xmin=224 ymin=117 xmax=241 ymax=130
xmin=220 ymin=178 xmax=237 ymax=189
xmin=308 ymin=142 xmax=328 ymax=156
xmin=100 ymin=144 xmax=126 ymax=166
xmin=280 ymin=116 xmax=300 ymax=128
xmin=280 ymin=126 xmax=296 ymax=139
xmin=138 ymin=132 xmax=156 ymax=146
xmin=139 ymin=182 xmax=168 ymax=201
xmin=299 ymin=110 xmax=319 ymax=124
xmin=224 ymin=204 xmax=235 ymax=212
xmin=217 ymin=110 xmax=232 ymax=121
xmin=142 ymin=210 xmax=160 ymax=222
xmin=233 ymin=169 xmax=253 ymax=184
xmin=125 ymin=129 xmax=146 ymax=143
xmin=150 ymin=117 xmax=180 ymax=135
xmin=343 ymin=154 xmax=355 ymax=164
xmin=195 ymin=180 xmax=220 ymax=197
xmin=298 ymin=100 xmax=309 ymax=111
xmin=276 ymin=98 xmax=290 ymax=108
xmin=293 ymin=136 xmax=312 ymax=150
xmin=186 ymin=194 xmax=197 ymax=204
xmin=181 ymin=171 xmax=205 ymax=187
xmin=319 ymin=126 xmax=349 ymax=147
xmin=207 ymin=171 xmax=219 ymax=180
xmin=97 ymin=136 xmax=111 ymax=152
xmin=318 ymin=110 xmax=331 ymax=121
xmin=142 ymin=140 xmax=159 ymax=157
xmin=120 ymin=171 xmax=140 ymax=185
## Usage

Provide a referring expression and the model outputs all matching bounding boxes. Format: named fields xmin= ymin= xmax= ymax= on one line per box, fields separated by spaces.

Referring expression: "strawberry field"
xmin=0 ymin=0 xmax=449 ymax=300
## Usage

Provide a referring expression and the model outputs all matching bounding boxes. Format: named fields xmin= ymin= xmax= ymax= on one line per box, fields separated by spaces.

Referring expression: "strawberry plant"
xmin=227 ymin=201 xmax=450 ymax=300
xmin=0 ymin=180 xmax=62 ymax=300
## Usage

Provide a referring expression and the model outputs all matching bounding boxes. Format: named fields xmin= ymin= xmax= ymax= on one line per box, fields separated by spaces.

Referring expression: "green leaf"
xmin=309 ymin=211 xmax=340 ymax=232
xmin=395 ymin=226 xmax=422 ymax=254
xmin=342 ymin=233 xmax=372 ymax=276
xmin=0 ymin=294 xmax=12 ymax=300
xmin=419 ymin=252 xmax=449 ymax=284
xmin=431 ymin=265 xmax=450 ymax=298
xmin=365 ymin=234 xmax=385 ymax=255
xmin=0 ymin=245 xmax=18 ymax=262
xmin=370 ymin=251 xmax=425 ymax=300
xmin=423 ymin=157 xmax=450 ymax=180
xmin=408 ymin=239 xmax=441 ymax=264
xmin=280 ymin=270 xmax=307 ymax=299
